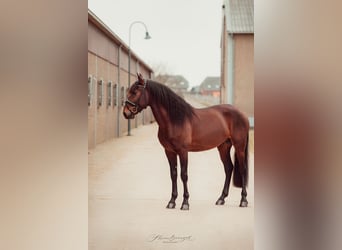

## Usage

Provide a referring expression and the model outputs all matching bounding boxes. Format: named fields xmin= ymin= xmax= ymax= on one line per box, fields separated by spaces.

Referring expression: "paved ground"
xmin=89 ymin=98 xmax=254 ymax=250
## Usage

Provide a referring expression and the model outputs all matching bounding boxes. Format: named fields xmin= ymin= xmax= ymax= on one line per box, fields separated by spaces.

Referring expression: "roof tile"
xmin=225 ymin=0 xmax=254 ymax=33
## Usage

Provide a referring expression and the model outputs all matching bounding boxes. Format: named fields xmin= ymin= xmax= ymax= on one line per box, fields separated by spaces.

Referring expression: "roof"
xmin=156 ymin=74 xmax=189 ymax=89
xmin=88 ymin=9 xmax=153 ymax=73
xmin=165 ymin=75 xmax=189 ymax=89
xmin=224 ymin=0 xmax=254 ymax=34
xmin=200 ymin=77 xmax=220 ymax=91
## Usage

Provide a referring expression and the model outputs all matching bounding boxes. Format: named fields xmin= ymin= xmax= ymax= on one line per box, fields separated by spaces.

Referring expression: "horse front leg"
xmin=179 ymin=151 xmax=190 ymax=210
xmin=165 ymin=150 xmax=178 ymax=209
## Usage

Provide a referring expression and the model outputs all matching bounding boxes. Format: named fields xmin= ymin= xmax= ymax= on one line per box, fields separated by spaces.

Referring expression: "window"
xmin=88 ymin=76 xmax=92 ymax=106
xmin=113 ymin=83 xmax=118 ymax=107
xmin=107 ymin=81 xmax=112 ymax=107
xmin=97 ymin=79 xmax=103 ymax=108
xmin=120 ymin=86 xmax=125 ymax=106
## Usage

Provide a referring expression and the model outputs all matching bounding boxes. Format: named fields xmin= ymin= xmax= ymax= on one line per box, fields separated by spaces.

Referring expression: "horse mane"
xmin=147 ymin=80 xmax=195 ymax=125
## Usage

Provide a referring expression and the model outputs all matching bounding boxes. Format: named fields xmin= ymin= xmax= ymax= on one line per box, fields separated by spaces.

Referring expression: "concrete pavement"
xmin=89 ymin=98 xmax=254 ymax=250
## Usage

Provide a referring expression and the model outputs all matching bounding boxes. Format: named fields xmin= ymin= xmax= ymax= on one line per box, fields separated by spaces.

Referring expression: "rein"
xmin=125 ymin=79 xmax=148 ymax=114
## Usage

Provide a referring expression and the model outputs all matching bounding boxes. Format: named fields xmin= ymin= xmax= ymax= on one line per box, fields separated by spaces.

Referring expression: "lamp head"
xmin=144 ymin=31 xmax=151 ymax=40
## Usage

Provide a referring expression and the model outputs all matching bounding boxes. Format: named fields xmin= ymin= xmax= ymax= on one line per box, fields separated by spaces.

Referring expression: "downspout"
xmin=225 ymin=0 xmax=234 ymax=105
xmin=117 ymin=45 xmax=122 ymax=137
xmin=136 ymin=61 xmax=145 ymax=125
xmin=220 ymin=4 xmax=225 ymax=104
xmin=94 ymin=54 xmax=98 ymax=146
xmin=227 ymin=32 xmax=234 ymax=105
xmin=135 ymin=61 xmax=139 ymax=128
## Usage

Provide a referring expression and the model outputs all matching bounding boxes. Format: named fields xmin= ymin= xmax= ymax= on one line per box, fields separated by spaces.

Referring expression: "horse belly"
xmin=188 ymin=136 xmax=227 ymax=152
xmin=189 ymin=119 xmax=229 ymax=151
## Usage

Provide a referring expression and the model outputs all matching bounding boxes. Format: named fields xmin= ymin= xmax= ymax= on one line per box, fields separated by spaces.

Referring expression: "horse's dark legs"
xmin=165 ymin=150 xmax=178 ymax=209
xmin=236 ymin=149 xmax=248 ymax=207
xmin=216 ymin=142 xmax=233 ymax=205
xmin=179 ymin=151 xmax=189 ymax=210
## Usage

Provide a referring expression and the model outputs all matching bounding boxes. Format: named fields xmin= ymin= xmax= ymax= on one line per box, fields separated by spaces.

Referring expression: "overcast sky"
xmin=88 ymin=0 xmax=223 ymax=87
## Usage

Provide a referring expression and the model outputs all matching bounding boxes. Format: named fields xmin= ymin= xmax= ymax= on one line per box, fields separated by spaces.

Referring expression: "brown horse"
xmin=123 ymin=74 xmax=250 ymax=210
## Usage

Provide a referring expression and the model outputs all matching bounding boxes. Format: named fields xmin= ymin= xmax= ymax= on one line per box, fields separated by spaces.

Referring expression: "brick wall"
xmin=88 ymin=16 xmax=154 ymax=149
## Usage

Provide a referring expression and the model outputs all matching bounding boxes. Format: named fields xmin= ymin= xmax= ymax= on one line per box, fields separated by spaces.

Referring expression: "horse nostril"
xmin=123 ymin=109 xmax=131 ymax=119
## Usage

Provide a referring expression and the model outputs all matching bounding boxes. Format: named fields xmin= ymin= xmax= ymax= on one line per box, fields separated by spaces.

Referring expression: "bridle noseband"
xmin=125 ymin=80 xmax=148 ymax=115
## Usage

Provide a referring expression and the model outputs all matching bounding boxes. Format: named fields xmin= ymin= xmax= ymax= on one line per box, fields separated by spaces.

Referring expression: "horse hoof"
xmin=166 ymin=202 xmax=176 ymax=209
xmin=180 ymin=204 xmax=189 ymax=210
xmin=239 ymin=200 xmax=248 ymax=207
xmin=215 ymin=199 xmax=225 ymax=205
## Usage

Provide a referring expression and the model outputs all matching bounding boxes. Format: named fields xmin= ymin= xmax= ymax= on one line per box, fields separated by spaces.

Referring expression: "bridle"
xmin=125 ymin=79 xmax=148 ymax=115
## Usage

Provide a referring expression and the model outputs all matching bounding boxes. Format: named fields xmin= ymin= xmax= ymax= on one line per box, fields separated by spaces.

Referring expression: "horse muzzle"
xmin=123 ymin=109 xmax=135 ymax=119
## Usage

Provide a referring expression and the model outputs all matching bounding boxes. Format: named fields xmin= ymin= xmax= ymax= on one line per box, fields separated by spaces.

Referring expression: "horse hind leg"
xmin=215 ymin=140 xmax=233 ymax=205
xmin=233 ymin=137 xmax=249 ymax=207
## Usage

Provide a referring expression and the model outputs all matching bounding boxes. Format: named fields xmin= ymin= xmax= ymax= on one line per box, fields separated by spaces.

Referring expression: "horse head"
xmin=123 ymin=73 xmax=149 ymax=119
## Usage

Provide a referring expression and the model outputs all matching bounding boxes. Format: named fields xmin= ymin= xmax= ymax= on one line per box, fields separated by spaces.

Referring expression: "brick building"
xmin=200 ymin=76 xmax=221 ymax=97
xmin=88 ymin=10 xmax=154 ymax=149
xmin=154 ymin=74 xmax=189 ymax=97
xmin=221 ymin=0 xmax=254 ymax=127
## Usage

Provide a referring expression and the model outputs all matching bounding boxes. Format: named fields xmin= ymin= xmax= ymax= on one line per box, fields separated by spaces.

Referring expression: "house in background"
xmin=154 ymin=74 xmax=189 ymax=96
xmin=221 ymin=0 xmax=254 ymax=127
xmin=200 ymin=76 xmax=220 ymax=97
xmin=190 ymin=86 xmax=200 ymax=95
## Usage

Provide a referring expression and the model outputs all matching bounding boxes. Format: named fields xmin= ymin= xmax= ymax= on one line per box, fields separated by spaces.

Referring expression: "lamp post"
xmin=127 ymin=21 xmax=151 ymax=136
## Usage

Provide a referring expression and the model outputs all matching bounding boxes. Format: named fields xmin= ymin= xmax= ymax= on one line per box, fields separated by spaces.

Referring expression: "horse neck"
xmin=149 ymin=101 xmax=171 ymax=129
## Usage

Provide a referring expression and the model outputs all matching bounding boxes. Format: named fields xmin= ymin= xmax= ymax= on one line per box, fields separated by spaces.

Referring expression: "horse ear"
xmin=137 ymin=73 xmax=144 ymax=85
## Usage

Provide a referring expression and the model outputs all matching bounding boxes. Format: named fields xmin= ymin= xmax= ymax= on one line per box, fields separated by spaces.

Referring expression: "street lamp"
xmin=127 ymin=21 xmax=151 ymax=136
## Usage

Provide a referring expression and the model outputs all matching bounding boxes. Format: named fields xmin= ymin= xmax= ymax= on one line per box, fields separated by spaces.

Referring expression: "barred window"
xmin=97 ymin=79 xmax=103 ymax=108
xmin=113 ymin=83 xmax=118 ymax=107
xmin=107 ymin=81 xmax=112 ymax=107
xmin=88 ymin=76 xmax=92 ymax=106
xmin=120 ymin=86 xmax=125 ymax=106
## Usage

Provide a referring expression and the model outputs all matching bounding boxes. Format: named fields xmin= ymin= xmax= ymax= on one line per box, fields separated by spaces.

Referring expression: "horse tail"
xmin=233 ymin=133 xmax=249 ymax=187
